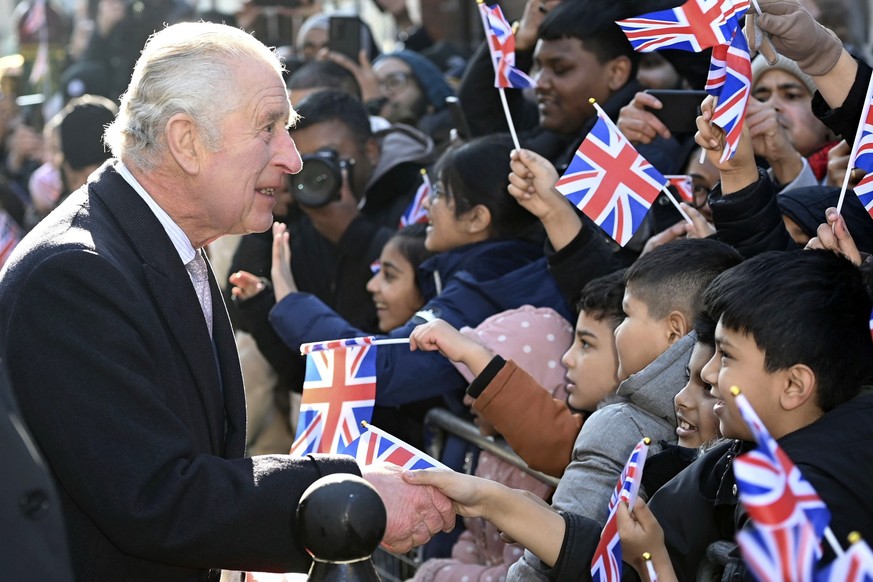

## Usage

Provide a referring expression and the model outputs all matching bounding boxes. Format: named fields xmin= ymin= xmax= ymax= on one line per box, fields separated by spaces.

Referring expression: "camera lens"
xmin=291 ymin=154 xmax=342 ymax=207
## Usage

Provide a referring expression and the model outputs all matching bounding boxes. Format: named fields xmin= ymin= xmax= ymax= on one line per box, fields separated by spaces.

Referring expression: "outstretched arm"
xmin=409 ymin=319 xmax=494 ymax=378
xmin=402 ymin=468 xmax=565 ymax=566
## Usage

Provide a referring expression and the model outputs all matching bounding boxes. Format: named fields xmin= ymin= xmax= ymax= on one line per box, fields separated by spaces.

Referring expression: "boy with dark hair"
xmin=405 ymin=238 xmax=742 ymax=580
xmin=620 ymin=249 xmax=873 ymax=581
xmin=411 ymin=268 xmax=627 ymax=478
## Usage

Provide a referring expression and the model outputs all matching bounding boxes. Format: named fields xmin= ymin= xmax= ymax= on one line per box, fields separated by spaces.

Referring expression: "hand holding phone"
xmin=642 ymin=89 xmax=708 ymax=134
xmin=328 ymin=15 xmax=363 ymax=62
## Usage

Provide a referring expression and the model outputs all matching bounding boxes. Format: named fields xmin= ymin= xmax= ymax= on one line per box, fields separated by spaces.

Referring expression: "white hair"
xmin=105 ymin=22 xmax=284 ymax=171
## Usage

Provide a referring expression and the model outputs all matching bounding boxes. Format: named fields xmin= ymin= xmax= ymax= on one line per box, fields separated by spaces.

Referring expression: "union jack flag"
xmin=0 ymin=210 xmax=21 ymax=269
xmin=477 ymin=2 xmax=536 ymax=89
xmin=617 ymin=0 xmax=749 ymax=52
xmin=665 ymin=175 xmax=695 ymax=204
xmin=733 ymin=390 xmax=831 ymax=538
xmin=289 ymin=345 xmax=376 ymax=456
xmin=591 ymin=438 xmax=650 ymax=582
xmin=849 ymin=91 xmax=873 ymax=217
xmin=338 ymin=423 xmax=447 ymax=470
xmin=555 ymin=105 xmax=667 ymax=246
xmin=399 ymin=170 xmax=431 ymax=228
xmin=737 ymin=518 xmax=819 ymax=582
xmin=815 ymin=534 xmax=873 ymax=582
xmin=706 ymin=27 xmax=751 ymax=162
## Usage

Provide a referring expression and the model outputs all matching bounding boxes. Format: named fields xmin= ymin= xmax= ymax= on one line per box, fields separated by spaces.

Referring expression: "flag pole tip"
xmin=360 ymin=420 xmax=370 ymax=429
xmin=643 ymin=437 xmax=651 ymax=445
xmin=849 ymin=531 xmax=862 ymax=544
xmin=420 ymin=168 xmax=427 ymax=176
xmin=642 ymin=552 xmax=652 ymax=560
xmin=588 ymin=98 xmax=596 ymax=104
xmin=730 ymin=385 xmax=741 ymax=396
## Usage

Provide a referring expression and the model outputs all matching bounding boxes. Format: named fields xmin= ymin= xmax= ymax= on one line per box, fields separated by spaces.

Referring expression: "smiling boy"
xmin=646 ymin=249 xmax=873 ymax=580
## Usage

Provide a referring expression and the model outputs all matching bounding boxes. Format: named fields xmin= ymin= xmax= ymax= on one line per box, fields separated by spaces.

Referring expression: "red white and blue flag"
xmin=556 ymin=106 xmax=667 ymax=246
xmin=666 ymin=175 xmax=695 ymax=204
xmin=290 ymin=344 xmax=376 ymax=456
xmin=339 ymin=423 xmax=447 ymax=470
xmin=0 ymin=210 xmax=21 ymax=269
xmin=705 ymin=27 xmax=751 ymax=162
xmin=849 ymin=95 xmax=873 ymax=217
xmin=590 ymin=438 xmax=650 ymax=582
xmin=732 ymin=390 xmax=831 ymax=581
xmin=815 ymin=535 xmax=873 ymax=582
xmin=399 ymin=171 xmax=431 ymax=228
xmin=478 ymin=2 xmax=536 ymax=89
xmin=617 ymin=0 xmax=749 ymax=52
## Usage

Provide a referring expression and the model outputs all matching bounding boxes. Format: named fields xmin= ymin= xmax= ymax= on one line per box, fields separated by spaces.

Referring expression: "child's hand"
xmin=695 ymin=96 xmax=758 ymax=194
xmin=616 ymin=499 xmax=665 ymax=569
xmin=402 ymin=468 xmax=495 ymax=520
xmin=229 ymin=270 xmax=268 ymax=301
xmin=805 ymin=207 xmax=863 ymax=265
xmin=409 ymin=319 xmax=484 ymax=364
xmin=270 ymin=222 xmax=297 ymax=302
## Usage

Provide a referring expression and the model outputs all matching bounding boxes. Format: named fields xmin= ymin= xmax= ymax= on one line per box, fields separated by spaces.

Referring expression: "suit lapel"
xmin=91 ymin=164 xmax=236 ymax=454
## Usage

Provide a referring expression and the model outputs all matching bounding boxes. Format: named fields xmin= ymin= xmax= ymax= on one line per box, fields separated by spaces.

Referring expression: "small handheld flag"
xmin=556 ymin=101 xmax=667 ymax=246
xmin=835 ymin=71 xmax=873 ymax=217
xmin=591 ymin=438 xmax=651 ymax=582
xmin=814 ymin=532 xmax=873 ymax=582
xmin=300 ymin=336 xmax=410 ymax=355
xmin=290 ymin=344 xmax=377 ymax=456
xmin=705 ymin=27 xmax=752 ymax=162
xmin=617 ymin=0 xmax=750 ymax=53
xmin=339 ymin=421 xmax=448 ymax=470
xmin=665 ymin=175 xmax=695 ymax=204
xmin=398 ymin=169 xmax=432 ymax=228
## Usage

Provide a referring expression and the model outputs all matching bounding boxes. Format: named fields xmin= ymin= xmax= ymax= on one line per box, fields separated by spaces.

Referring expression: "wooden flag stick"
xmin=499 ymin=87 xmax=522 ymax=151
xmin=662 ymin=186 xmax=694 ymax=225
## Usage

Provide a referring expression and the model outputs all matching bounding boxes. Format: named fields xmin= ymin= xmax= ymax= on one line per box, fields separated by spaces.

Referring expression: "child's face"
xmin=613 ymin=285 xmax=675 ymax=381
xmin=701 ymin=320 xmax=784 ymax=441
xmin=674 ymin=341 xmax=719 ymax=448
xmin=366 ymin=239 xmax=424 ymax=332
xmin=562 ymin=310 xmax=621 ymax=411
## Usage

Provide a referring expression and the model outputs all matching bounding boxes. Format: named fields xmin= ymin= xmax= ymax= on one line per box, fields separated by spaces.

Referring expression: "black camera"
xmin=290 ymin=149 xmax=354 ymax=208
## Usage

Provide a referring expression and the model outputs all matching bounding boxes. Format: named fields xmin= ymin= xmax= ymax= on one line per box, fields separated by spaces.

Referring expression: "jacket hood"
xmin=617 ymin=331 xmax=697 ymax=425
xmin=365 ymin=123 xmax=435 ymax=192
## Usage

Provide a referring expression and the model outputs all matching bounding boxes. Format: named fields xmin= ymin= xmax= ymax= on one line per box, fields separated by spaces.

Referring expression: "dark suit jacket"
xmin=0 ymin=163 xmax=359 ymax=581
xmin=0 ymin=359 xmax=73 ymax=582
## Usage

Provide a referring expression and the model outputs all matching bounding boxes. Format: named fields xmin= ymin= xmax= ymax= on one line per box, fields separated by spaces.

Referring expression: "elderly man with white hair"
xmin=0 ymin=21 xmax=454 ymax=582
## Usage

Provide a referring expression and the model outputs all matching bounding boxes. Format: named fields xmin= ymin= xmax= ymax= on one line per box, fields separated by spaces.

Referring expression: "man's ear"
xmin=665 ymin=310 xmax=690 ymax=345
xmin=165 ymin=113 xmax=200 ymax=175
xmin=364 ymin=136 xmax=380 ymax=168
xmin=606 ymin=56 xmax=633 ymax=92
xmin=465 ymin=204 xmax=492 ymax=236
xmin=780 ymin=364 xmax=818 ymax=412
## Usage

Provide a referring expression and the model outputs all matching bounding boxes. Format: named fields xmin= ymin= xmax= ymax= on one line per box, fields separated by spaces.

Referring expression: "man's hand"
xmin=618 ymin=91 xmax=672 ymax=145
xmin=362 ymin=463 xmax=455 ymax=554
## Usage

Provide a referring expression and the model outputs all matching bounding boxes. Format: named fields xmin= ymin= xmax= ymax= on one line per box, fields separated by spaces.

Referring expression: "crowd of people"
xmin=2 ymin=0 xmax=873 ymax=581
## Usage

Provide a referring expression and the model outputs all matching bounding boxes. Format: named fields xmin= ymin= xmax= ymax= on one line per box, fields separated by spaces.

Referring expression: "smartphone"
xmin=643 ymin=89 xmax=708 ymax=134
xmin=445 ymin=96 xmax=473 ymax=142
xmin=328 ymin=15 xmax=363 ymax=62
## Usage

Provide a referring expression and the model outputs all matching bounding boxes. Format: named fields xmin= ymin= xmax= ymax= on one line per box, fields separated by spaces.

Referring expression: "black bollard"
xmin=297 ymin=473 xmax=386 ymax=582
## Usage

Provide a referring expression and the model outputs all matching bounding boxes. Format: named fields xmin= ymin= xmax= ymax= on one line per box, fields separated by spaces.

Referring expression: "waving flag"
xmin=706 ymin=28 xmax=751 ymax=162
xmin=732 ymin=388 xmax=831 ymax=581
xmin=617 ymin=0 xmax=749 ymax=52
xmin=339 ymin=422 xmax=447 ymax=470
xmin=590 ymin=438 xmax=651 ymax=582
xmin=290 ymin=344 xmax=376 ymax=456
xmin=815 ymin=533 xmax=873 ymax=582
xmin=666 ymin=175 xmax=695 ymax=204
xmin=477 ymin=1 xmax=536 ymax=89
xmin=849 ymin=93 xmax=873 ymax=216
xmin=733 ymin=389 xmax=831 ymax=537
xmin=399 ymin=170 xmax=431 ymax=228
xmin=737 ymin=519 xmax=819 ymax=582
xmin=556 ymin=105 xmax=667 ymax=246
